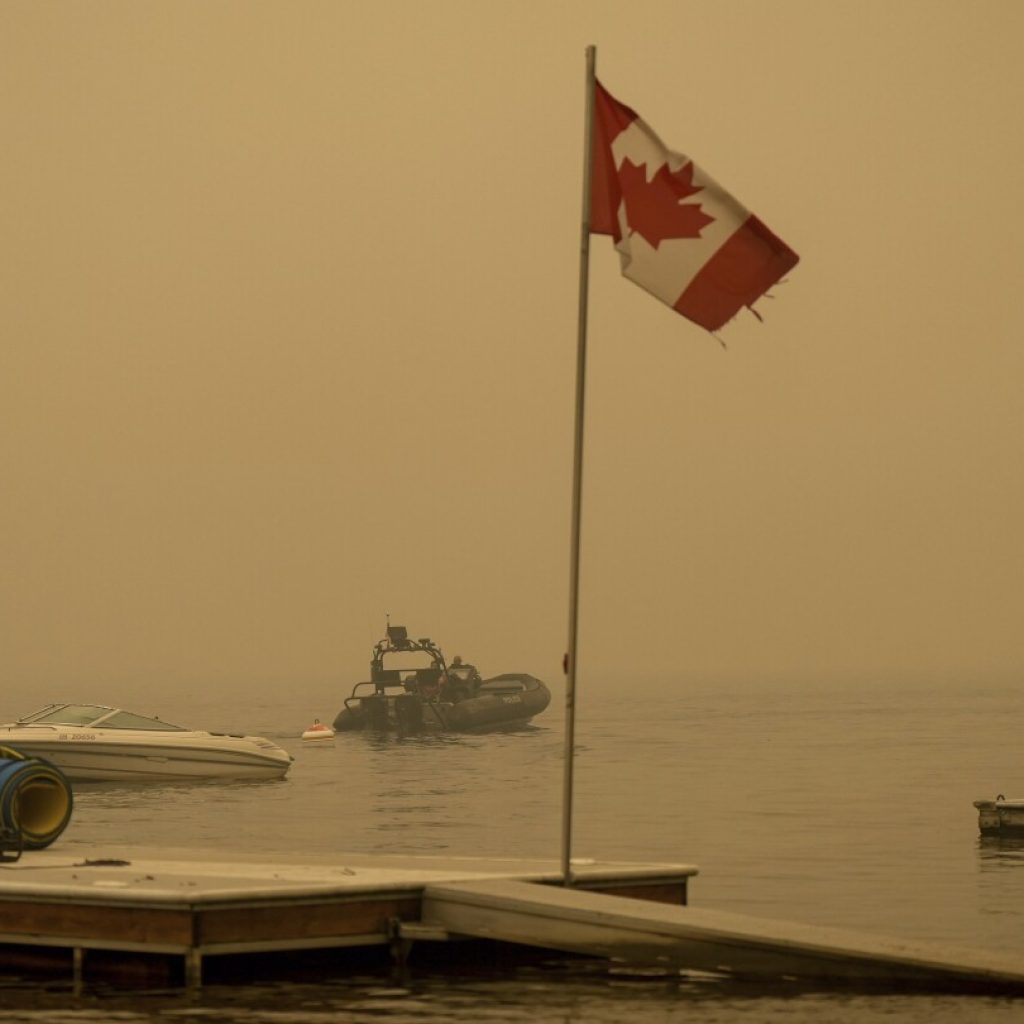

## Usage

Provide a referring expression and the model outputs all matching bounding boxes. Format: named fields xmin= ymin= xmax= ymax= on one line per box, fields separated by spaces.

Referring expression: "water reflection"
xmin=72 ymin=775 xmax=290 ymax=796
xmin=0 ymin=965 xmax=1021 ymax=1024
xmin=977 ymin=835 xmax=1024 ymax=868
xmin=357 ymin=729 xmax=481 ymax=752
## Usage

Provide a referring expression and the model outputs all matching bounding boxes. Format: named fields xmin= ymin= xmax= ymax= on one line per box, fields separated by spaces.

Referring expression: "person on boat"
xmin=445 ymin=655 xmax=482 ymax=702
xmin=450 ymin=655 xmax=480 ymax=680
xmin=414 ymin=664 xmax=444 ymax=701
xmin=438 ymin=666 xmax=463 ymax=703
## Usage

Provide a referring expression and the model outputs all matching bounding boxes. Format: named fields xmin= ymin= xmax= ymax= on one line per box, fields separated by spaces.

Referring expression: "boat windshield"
xmin=17 ymin=704 xmax=187 ymax=731
xmin=97 ymin=711 xmax=187 ymax=731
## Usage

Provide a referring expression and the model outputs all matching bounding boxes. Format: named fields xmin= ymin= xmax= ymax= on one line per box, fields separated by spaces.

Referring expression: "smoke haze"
xmin=3 ymin=1 xmax=1022 ymax=699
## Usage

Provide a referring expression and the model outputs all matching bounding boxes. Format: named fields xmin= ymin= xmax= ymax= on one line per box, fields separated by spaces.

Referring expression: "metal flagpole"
xmin=561 ymin=44 xmax=597 ymax=887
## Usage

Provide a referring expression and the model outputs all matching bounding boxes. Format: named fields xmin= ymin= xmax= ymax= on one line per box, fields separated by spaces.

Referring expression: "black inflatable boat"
xmin=332 ymin=625 xmax=551 ymax=734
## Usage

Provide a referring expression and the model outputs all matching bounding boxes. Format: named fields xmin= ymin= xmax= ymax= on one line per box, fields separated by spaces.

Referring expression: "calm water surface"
xmin=1 ymin=675 xmax=1022 ymax=1021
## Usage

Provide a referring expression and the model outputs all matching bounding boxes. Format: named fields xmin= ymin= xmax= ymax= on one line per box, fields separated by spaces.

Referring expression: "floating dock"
xmin=2 ymin=846 xmax=1022 ymax=993
xmin=974 ymin=797 xmax=1024 ymax=835
xmin=0 ymin=845 xmax=694 ymax=989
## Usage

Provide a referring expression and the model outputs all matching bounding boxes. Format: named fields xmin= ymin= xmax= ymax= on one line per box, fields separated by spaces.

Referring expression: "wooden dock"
xmin=0 ymin=845 xmax=694 ymax=989
xmin=2 ymin=845 xmax=1022 ymax=993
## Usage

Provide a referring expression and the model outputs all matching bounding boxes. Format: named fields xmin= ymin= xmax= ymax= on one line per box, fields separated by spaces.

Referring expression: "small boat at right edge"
xmin=974 ymin=795 xmax=1024 ymax=836
xmin=331 ymin=625 xmax=551 ymax=734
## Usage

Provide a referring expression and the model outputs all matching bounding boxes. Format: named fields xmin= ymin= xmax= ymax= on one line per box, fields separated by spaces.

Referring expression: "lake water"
xmin=1 ymin=674 xmax=1023 ymax=1021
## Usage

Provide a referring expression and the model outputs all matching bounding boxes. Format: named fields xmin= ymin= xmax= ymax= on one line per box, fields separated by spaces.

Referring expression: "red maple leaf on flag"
xmin=618 ymin=159 xmax=714 ymax=247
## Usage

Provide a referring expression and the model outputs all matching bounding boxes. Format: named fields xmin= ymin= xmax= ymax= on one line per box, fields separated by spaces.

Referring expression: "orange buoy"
xmin=301 ymin=719 xmax=335 ymax=740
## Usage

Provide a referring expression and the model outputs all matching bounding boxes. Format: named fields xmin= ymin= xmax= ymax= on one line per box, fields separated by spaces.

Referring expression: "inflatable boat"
xmin=332 ymin=625 xmax=551 ymax=734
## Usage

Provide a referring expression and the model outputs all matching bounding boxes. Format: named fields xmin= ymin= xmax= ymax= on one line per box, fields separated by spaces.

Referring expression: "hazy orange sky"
xmin=3 ymin=1 xmax=1022 ymax=699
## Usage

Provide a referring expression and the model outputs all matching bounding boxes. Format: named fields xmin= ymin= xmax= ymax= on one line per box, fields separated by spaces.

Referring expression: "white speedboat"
xmin=0 ymin=704 xmax=293 ymax=783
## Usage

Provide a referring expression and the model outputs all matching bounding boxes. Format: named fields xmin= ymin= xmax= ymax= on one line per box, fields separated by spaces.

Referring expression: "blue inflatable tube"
xmin=0 ymin=746 xmax=73 ymax=850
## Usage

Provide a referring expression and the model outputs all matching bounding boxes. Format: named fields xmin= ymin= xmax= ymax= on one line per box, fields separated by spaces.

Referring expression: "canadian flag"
xmin=591 ymin=80 xmax=798 ymax=331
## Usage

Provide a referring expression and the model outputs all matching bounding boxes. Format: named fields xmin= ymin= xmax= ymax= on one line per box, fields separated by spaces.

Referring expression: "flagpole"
xmin=561 ymin=44 xmax=597 ymax=887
